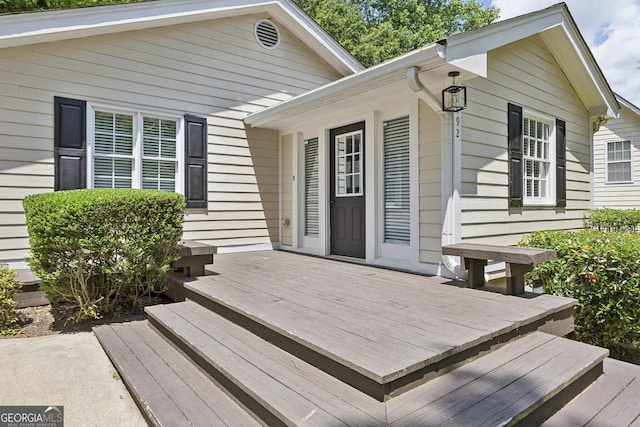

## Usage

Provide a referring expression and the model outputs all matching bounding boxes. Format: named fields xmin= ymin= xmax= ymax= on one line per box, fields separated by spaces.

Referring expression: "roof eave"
xmin=616 ymin=93 xmax=640 ymax=117
xmin=244 ymin=43 xmax=446 ymax=128
xmin=0 ymin=0 xmax=362 ymax=75
xmin=444 ymin=3 xmax=619 ymax=118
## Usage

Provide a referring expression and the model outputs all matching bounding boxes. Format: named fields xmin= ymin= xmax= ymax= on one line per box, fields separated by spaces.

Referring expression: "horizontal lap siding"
xmin=280 ymin=134 xmax=293 ymax=246
xmin=593 ymin=105 xmax=640 ymax=208
xmin=460 ymin=36 xmax=590 ymax=245
xmin=418 ymin=100 xmax=443 ymax=264
xmin=0 ymin=14 xmax=342 ymax=262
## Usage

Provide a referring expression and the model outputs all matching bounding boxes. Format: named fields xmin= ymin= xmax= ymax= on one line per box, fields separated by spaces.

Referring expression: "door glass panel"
xmin=335 ymin=130 xmax=363 ymax=196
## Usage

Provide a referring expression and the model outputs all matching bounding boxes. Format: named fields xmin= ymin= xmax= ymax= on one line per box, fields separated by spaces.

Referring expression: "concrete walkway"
xmin=0 ymin=332 xmax=147 ymax=427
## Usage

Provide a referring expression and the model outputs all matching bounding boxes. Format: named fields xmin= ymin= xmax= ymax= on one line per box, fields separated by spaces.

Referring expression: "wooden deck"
xmin=94 ymin=249 xmax=640 ymax=426
xmin=185 ymin=250 xmax=575 ymax=399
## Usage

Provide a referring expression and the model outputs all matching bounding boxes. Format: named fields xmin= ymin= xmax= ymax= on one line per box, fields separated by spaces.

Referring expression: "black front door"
xmin=330 ymin=122 xmax=365 ymax=258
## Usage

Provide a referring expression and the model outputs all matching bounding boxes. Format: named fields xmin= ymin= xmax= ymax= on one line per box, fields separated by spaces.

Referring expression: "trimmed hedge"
xmin=23 ymin=189 xmax=185 ymax=321
xmin=0 ymin=265 xmax=21 ymax=335
xmin=586 ymin=208 xmax=640 ymax=233
xmin=520 ymin=230 xmax=640 ymax=357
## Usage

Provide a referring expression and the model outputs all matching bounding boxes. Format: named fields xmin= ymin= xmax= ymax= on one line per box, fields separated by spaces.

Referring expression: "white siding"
xmin=280 ymin=133 xmax=293 ymax=246
xmin=594 ymin=104 xmax=640 ymax=208
xmin=459 ymin=35 xmax=591 ymax=245
xmin=0 ymin=14 xmax=343 ymax=262
xmin=418 ymin=100 xmax=443 ymax=264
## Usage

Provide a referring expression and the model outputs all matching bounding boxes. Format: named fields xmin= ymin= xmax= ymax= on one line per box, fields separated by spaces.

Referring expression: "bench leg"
xmin=505 ymin=263 xmax=533 ymax=295
xmin=464 ymin=258 xmax=487 ymax=289
xmin=185 ymin=265 xmax=205 ymax=277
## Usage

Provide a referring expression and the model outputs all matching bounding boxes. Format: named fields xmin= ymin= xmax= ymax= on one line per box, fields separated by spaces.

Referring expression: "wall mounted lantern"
xmin=442 ymin=71 xmax=467 ymax=112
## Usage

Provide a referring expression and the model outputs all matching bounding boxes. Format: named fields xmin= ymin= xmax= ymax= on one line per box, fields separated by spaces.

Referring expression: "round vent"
xmin=254 ymin=19 xmax=280 ymax=49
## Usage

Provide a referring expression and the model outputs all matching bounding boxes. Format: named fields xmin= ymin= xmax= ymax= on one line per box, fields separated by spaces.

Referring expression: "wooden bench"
xmin=171 ymin=240 xmax=217 ymax=277
xmin=442 ymin=243 xmax=556 ymax=295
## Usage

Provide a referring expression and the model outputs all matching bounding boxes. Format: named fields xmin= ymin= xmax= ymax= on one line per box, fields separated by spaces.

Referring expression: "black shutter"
xmin=184 ymin=114 xmax=208 ymax=209
xmin=54 ymin=96 xmax=86 ymax=190
xmin=507 ymin=103 xmax=523 ymax=208
xmin=556 ymin=118 xmax=567 ymax=207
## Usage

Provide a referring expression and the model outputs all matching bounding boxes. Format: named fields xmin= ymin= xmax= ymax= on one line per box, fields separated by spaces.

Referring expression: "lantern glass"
xmin=442 ymin=85 xmax=467 ymax=112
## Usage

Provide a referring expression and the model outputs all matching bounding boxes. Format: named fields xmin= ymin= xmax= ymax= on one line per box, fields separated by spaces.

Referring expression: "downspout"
xmin=406 ymin=66 xmax=464 ymax=279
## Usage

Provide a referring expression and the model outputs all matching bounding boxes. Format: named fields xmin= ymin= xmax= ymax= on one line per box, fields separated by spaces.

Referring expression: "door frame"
xmin=329 ymin=121 xmax=366 ymax=258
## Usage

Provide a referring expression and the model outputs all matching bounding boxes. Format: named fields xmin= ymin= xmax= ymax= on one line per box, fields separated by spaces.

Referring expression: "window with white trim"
xmin=606 ymin=140 xmax=632 ymax=183
xmin=383 ymin=116 xmax=410 ymax=244
xmin=523 ymin=113 xmax=554 ymax=204
xmin=304 ymin=137 xmax=319 ymax=236
xmin=90 ymin=107 xmax=181 ymax=192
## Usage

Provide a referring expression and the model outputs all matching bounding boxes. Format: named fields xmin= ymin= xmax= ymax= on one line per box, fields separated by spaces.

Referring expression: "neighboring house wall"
xmin=0 ymin=13 xmax=343 ymax=264
xmin=594 ymin=103 xmax=640 ymax=208
xmin=460 ymin=35 xmax=591 ymax=245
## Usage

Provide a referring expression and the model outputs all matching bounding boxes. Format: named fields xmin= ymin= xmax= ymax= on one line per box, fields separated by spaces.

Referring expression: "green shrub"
xmin=520 ymin=230 xmax=640 ymax=356
xmin=23 ymin=189 xmax=185 ymax=321
xmin=586 ymin=208 xmax=640 ymax=232
xmin=0 ymin=265 xmax=22 ymax=335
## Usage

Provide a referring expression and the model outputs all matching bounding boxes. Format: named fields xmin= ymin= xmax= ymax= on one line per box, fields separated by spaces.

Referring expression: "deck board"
xmin=190 ymin=250 xmax=575 ymax=384
xmin=386 ymin=332 xmax=607 ymax=426
xmin=94 ymin=321 xmax=261 ymax=427
xmin=543 ymin=358 xmax=640 ymax=426
xmin=146 ymin=301 xmax=387 ymax=426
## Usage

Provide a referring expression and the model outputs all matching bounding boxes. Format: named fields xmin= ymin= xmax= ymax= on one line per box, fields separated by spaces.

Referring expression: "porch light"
xmin=442 ymin=71 xmax=467 ymax=112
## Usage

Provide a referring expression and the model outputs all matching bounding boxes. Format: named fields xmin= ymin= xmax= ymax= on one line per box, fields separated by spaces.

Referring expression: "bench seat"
xmin=442 ymin=243 xmax=556 ymax=295
xmin=172 ymin=240 xmax=217 ymax=277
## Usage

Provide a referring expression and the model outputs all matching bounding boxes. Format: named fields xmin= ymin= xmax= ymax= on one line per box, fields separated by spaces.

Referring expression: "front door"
xmin=330 ymin=122 xmax=365 ymax=258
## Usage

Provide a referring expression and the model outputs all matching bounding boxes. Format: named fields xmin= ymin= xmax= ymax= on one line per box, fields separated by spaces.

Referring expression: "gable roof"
xmin=616 ymin=93 xmax=640 ymax=117
xmin=0 ymin=0 xmax=363 ymax=76
xmin=246 ymin=2 xmax=619 ymax=128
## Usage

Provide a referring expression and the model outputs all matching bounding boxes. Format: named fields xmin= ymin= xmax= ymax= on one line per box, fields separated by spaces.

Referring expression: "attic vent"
xmin=255 ymin=19 xmax=280 ymax=49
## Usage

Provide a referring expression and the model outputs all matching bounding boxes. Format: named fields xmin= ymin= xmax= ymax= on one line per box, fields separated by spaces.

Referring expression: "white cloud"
xmin=491 ymin=0 xmax=640 ymax=108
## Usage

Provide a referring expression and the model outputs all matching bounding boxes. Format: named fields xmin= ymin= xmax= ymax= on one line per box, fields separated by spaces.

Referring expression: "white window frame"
xmin=605 ymin=140 xmax=634 ymax=184
xmin=87 ymin=103 xmax=184 ymax=193
xmin=522 ymin=110 xmax=556 ymax=206
xmin=383 ymin=115 xmax=410 ymax=245
xmin=334 ymin=129 xmax=364 ymax=197
xmin=304 ymin=137 xmax=320 ymax=237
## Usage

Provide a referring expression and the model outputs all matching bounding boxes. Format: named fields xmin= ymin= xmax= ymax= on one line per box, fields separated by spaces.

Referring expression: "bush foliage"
xmin=520 ymin=230 xmax=640 ymax=356
xmin=0 ymin=265 xmax=22 ymax=335
xmin=23 ymin=189 xmax=185 ymax=321
xmin=585 ymin=208 xmax=640 ymax=233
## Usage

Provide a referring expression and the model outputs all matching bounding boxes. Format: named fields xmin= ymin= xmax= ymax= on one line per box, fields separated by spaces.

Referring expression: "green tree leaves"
xmin=2 ymin=0 xmax=499 ymax=68
xmin=297 ymin=0 xmax=499 ymax=66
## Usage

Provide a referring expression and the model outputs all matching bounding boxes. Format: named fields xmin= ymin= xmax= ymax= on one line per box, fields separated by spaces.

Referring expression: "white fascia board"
xmin=0 ymin=0 xmax=361 ymax=75
xmin=616 ymin=94 xmax=640 ymax=117
xmin=0 ymin=0 xmax=270 ymax=47
xmin=444 ymin=2 xmax=618 ymax=119
xmin=443 ymin=4 xmax=568 ymax=70
xmin=245 ymin=43 xmax=445 ymax=127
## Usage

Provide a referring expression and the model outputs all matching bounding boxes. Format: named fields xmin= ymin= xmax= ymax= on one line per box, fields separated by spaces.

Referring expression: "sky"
xmin=480 ymin=0 xmax=640 ymax=108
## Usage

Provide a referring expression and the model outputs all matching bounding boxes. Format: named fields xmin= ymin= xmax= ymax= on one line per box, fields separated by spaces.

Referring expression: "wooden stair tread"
xmin=386 ymin=331 xmax=608 ymax=426
xmin=146 ymin=301 xmax=386 ymax=427
xmin=93 ymin=321 xmax=261 ymax=427
xmin=184 ymin=273 xmax=575 ymax=384
xmin=542 ymin=357 xmax=640 ymax=426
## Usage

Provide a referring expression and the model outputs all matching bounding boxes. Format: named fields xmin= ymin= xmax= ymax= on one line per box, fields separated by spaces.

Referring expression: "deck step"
xmin=542 ymin=357 xmax=640 ymax=426
xmin=183 ymin=274 xmax=576 ymax=401
xmin=145 ymin=301 xmax=387 ymax=427
xmin=386 ymin=331 xmax=608 ymax=426
xmin=93 ymin=321 xmax=262 ymax=427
